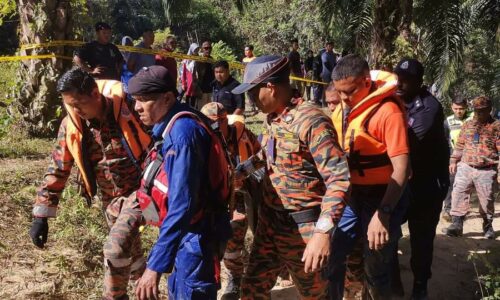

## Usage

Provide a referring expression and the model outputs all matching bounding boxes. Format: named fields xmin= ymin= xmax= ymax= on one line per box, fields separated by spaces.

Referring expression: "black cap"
xmin=128 ymin=66 xmax=178 ymax=96
xmin=394 ymin=58 xmax=424 ymax=80
xmin=95 ymin=22 xmax=111 ymax=31
xmin=232 ymin=55 xmax=289 ymax=94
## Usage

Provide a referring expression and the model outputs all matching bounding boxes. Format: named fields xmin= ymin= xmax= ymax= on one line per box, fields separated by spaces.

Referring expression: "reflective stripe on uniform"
xmin=154 ymin=179 xmax=168 ymax=194
xmin=33 ymin=205 xmax=57 ymax=217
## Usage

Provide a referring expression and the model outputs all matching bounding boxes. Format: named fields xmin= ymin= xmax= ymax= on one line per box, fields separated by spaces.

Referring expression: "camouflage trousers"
xmin=451 ymin=162 xmax=497 ymax=218
xmin=103 ymin=193 xmax=146 ymax=300
xmin=241 ymin=204 xmax=328 ymax=299
xmin=224 ymin=191 xmax=250 ymax=279
xmin=343 ymin=239 xmax=364 ymax=299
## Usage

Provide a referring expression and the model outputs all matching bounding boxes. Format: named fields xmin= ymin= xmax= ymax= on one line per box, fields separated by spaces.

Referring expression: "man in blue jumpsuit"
xmin=115 ymin=65 xmax=231 ymax=300
xmin=393 ymin=59 xmax=450 ymax=299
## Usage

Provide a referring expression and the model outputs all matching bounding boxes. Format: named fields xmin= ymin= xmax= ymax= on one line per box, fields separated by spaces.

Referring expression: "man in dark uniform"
xmin=394 ymin=58 xmax=450 ymax=300
xmin=74 ymin=22 xmax=124 ymax=80
xmin=211 ymin=60 xmax=245 ymax=115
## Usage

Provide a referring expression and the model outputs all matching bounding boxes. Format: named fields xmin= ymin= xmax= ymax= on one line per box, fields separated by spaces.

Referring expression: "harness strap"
xmin=348 ymin=151 xmax=391 ymax=176
xmin=142 ymin=141 xmax=164 ymax=194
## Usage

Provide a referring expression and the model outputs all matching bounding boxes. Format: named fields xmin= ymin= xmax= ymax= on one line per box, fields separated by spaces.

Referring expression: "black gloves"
xmin=29 ymin=217 xmax=48 ymax=248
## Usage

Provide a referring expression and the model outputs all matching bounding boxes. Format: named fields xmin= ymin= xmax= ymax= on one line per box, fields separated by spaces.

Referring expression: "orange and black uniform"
xmin=328 ymin=71 xmax=410 ymax=299
xmin=33 ymin=80 xmax=150 ymax=218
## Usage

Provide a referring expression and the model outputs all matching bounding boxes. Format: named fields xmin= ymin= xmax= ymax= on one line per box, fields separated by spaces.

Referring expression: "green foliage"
xmin=152 ymin=27 xmax=173 ymax=49
xmin=227 ymin=0 xmax=324 ymax=55
xmin=0 ymin=61 xmax=17 ymax=139
xmin=321 ymin=0 xmax=373 ymax=55
xmin=479 ymin=268 xmax=500 ymax=299
xmin=447 ymin=27 xmax=499 ymax=103
xmin=211 ymin=40 xmax=237 ymax=62
xmin=0 ymin=0 xmax=15 ymax=26
xmin=0 ymin=135 xmax=54 ymax=158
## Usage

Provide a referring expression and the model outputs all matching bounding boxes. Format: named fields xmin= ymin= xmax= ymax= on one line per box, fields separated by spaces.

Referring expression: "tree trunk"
xmin=398 ymin=0 xmax=413 ymax=41
xmin=15 ymin=0 xmax=73 ymax=137
xmin=370 ymin=0 xmax=401 ymax=69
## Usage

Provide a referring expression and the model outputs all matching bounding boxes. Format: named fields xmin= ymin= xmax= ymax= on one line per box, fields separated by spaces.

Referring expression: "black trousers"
xmin=401 ymin=177 xmax=448 ymax=282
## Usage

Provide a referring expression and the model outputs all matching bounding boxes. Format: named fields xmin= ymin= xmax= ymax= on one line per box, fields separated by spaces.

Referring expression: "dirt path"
xmin=219 ymin=202 xmax=500 ymax=300
xmin=1 ymin=156 xmax=498 ymax=299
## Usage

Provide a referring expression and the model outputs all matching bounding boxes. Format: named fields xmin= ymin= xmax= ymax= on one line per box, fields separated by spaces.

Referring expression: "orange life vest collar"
xmin=64 ymin=80 xmax=151 ymax=197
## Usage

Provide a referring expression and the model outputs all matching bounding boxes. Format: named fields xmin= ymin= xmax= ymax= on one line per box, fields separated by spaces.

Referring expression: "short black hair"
xmin=214 ymin=60 xmax=229 ymax=70
xmin=331 ymin=54 xmax=369 ymax=81
xmin=245 ymin=45 xmax=254 ymax=51
xmin=57 ymin=68 xmax=97 ymax=96
xmin=452 ymin=98 xmax=468 ymax=106
xmin=325 ymin=41 xmax=333 ymax=46
xmin=291 ymin=38 xmax=298 ymax=44
xmin=142 ymin=28 xmax=154 ymax=35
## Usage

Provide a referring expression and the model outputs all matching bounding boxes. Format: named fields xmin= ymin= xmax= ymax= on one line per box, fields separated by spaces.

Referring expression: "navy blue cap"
xmin=232 ymin=55 xmax=289 ymax=94
xmin=128 ymin=66 xmax=178 ymax=96
xmin=95 ymin=22 xmax=111 ymax=31
xmin=394 ymin=58 xmax=424 ymax=80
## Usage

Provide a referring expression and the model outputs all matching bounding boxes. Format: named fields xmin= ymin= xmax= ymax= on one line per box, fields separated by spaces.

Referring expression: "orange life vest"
xmin=229 ymin=115 xmax=254 ymax=163
xmin=332 ymin=70 xmax=401 ymax=185
xmin=65 ymin=80 xmax=151 ymax=196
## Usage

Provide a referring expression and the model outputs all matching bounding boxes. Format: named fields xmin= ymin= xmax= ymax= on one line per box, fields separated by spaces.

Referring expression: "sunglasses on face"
xmin=203 ymin=46 xmax=212 ymax=50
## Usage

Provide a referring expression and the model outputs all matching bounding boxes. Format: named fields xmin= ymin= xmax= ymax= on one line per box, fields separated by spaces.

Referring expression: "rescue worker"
xmin=231 ymin=55 xmax=350 ymax=299
xmin=445 ymin=96 xmax=499 ymax=239
xmin=28 ymin=68 xmax=151 ymax=299
xmin=325 ymin=83 xmax=365 ymax=299
xmin=328 ymin=54 xmax=411 ymax=299
xmin=442 ymin=98 xmax=472 ymax=220
xmin=324 ymin=83 xmax=341 ymax=112
xmin=200 ymin=102 xmax=262 ymax=300
xmin=105 ymin=65 xmax=231 ymax=300
xmin=394 ymin=58 xmax=450 ymax=299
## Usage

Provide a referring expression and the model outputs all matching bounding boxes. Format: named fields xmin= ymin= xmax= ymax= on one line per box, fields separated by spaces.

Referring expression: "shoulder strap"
xmin=162 ymin=111 xmax=210 ymax=139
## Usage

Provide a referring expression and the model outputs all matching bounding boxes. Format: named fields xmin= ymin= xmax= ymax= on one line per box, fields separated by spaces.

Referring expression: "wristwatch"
xmin=378 ymin=204 xmax=393 ymax=215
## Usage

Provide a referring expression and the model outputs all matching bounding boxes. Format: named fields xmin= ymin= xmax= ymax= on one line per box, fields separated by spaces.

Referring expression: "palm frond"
xmin=160 ymin=0 xmax=192 ymax=24
xmin=415 ymin=0 xmax=468 ymax=96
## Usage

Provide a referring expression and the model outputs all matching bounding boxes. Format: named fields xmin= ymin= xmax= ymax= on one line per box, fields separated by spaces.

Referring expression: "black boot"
xmin=411 ymin=280 xmax=429 ymax=300
xmin=483 ymin=217 xmax=496 ymax=239
xmin=221 ymin=273 xmax=241 ymax=300
xmin=445 ymin=216 xmax=464 ymax=237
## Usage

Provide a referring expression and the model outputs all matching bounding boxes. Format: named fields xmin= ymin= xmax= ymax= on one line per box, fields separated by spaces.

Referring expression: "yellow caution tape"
xmin=20 ymin=40 xmax=85 ymax=50
xmin=11 ymin=40 xmax=328 ymax=85
xmin=0 ymin=54 xmax=73 ymax=62
xmin=290 ymin=75 xmax=328 ymax=85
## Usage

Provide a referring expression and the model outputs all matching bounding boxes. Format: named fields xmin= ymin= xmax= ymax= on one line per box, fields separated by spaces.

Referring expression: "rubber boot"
xmin=391 ymin=249 xmax=404 ymax=297
xmin=411 ymin=280 xmax=429 ymax=300
xmin=445 ymin=216 xmax=464 ymax=237
xmin=220 ymin=273 xmax=241 ymax=300
xmin=483 ymin=217 xmax=496 ymax=240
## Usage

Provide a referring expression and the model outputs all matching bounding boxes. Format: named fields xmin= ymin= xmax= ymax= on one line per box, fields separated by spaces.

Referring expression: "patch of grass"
xmin=245 ymin=112 xmax=265 ymax=136
xmin=0 ymin=136 xmax=54 ymax=158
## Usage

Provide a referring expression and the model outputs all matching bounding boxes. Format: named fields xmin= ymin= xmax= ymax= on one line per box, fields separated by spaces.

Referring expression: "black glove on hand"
xmin=29 ymin=217 xmax=48 ymax=248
